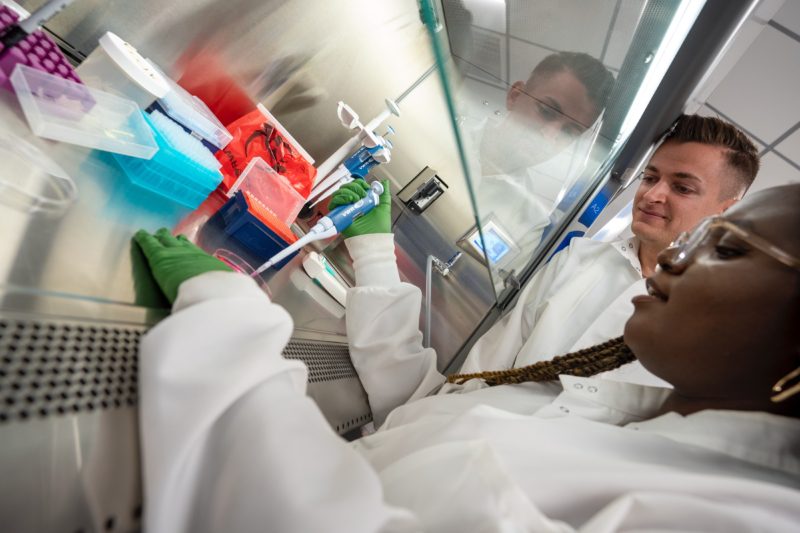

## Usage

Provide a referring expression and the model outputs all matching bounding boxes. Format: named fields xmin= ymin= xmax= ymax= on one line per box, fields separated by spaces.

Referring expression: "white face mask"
xmin=479 ymin=114 xmax=561 ymax=175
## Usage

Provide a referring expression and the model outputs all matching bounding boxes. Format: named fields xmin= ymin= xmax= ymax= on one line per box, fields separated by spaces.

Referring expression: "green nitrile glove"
xmin=133 ymin=228 xmax=232 ymax=304
xmin=327 ymin=179 xmax=392 ymax=238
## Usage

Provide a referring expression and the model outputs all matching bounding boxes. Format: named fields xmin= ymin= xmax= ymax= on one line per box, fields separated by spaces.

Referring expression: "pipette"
xmin=307 ymin=134 xmax=393 ymax=208
xmin=252 ymin=180 xmax=384 ymax=275
xmin=299 ymin=125 xmax=394 ymax=218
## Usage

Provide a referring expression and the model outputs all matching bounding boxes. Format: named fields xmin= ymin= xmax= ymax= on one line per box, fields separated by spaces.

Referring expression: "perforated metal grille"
xmin=336 ymin=413 xmax=372 ymax=435
xmin=0 ymin=317 xmax=361 ymax=424
xmin=282 ymin=340 xmax=357 ymax=383
xmin=0 ymin=318 xmax=143 ymax=424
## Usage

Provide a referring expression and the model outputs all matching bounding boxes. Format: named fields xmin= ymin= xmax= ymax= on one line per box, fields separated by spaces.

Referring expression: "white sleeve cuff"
xmin=344 ymin=233 xmax=401 ymax=288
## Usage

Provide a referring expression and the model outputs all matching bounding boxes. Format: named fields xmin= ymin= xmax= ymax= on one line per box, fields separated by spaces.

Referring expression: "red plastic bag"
xmin=217 ymin=105 xmax=316 ymax=199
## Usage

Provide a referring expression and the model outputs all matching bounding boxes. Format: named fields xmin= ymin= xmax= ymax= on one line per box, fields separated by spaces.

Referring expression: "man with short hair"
xmin=458 ymin=114 xmax=760 ymax=383
xmin=478 ymin=51 xmax=615 ymax=176
xmin=468 ymin=52 xmax=615 ymax=273
xmin=632 ymin=117 xmax=758 ymax=276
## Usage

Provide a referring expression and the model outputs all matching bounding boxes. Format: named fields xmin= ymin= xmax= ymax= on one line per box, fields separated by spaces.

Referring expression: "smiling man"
xmin=458 ymin=114 xmax=760 ymax=382
xmin=632 ymin=133 xmax=755 ymax=276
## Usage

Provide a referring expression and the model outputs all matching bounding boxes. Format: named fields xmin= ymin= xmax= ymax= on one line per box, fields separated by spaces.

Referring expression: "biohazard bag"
xmin=217 ymin=104 xmax=315 ymax=199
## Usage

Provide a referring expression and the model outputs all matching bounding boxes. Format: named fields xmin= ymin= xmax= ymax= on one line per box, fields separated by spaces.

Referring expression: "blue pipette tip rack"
xmin=114 ymin=111 xmax=223 ymax=208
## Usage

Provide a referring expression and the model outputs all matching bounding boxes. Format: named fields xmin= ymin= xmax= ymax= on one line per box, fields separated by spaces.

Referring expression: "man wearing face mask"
xmin=477 ymin=52 xmax=612 ymax=175
xmin=457 ymin=114 xmax=761 ymax=383
xmin=462 ymin=52 xmax=615 ymax=269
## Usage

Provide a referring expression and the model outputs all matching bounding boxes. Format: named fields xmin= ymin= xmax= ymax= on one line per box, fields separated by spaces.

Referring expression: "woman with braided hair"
xmin=447 ymin=335 xmax=636 ymax=386
xmin=137 ymin=184 xmax=800 ymax=531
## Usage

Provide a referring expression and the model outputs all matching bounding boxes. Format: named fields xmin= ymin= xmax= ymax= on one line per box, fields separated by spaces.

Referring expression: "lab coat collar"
xmin=631 ymin=410 xmax=800 ymax=476
xmin=554 ymin=376 xmax=800 ymax=475
xmin=610 ymin=234 xmax=642 ymax=276
xmin=543 ymin=375 xmax=672 ymax=425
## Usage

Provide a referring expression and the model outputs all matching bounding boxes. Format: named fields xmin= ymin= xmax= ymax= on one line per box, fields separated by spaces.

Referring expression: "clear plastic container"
xmin=0 ymin=130 xmax=77 ymax=214
xmin=10 ymin=64 xmax=158 ymax=159
xmin=227 ymin=156 xmax=305 ymax=226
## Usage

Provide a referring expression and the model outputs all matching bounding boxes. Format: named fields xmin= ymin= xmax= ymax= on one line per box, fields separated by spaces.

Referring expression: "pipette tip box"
xmin=227 ymin=156 xmax=305 ymax=226
xmin=114 ymin=110 xmax=223 ymax=208
xmin=211 ymin=191 xmax=298 ymax=271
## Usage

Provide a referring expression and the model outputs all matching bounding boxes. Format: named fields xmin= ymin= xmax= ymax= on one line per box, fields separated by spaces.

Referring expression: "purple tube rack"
xmin=0 ymin=5 xmax=83 ymax=91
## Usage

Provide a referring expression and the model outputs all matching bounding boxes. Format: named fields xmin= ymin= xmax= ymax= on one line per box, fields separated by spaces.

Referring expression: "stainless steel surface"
xmin=0 ymin=408 xmax=143 ymax=533
xmin=16 ymin=0 xmax=499 ymax=367
xmin=0 ymin=310 xmax=143 ymax=533
xmin=0 ymin=90 xmax=188 ymax=306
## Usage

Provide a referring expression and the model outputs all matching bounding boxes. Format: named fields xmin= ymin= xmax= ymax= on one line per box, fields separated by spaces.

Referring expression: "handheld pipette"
xmin=307 ymin=135 xmax=393 ymax=208
xmin=299 ymin=125 xmax=394 ymax=218
xmin=252 ymin=180 xmax=384 ymax=275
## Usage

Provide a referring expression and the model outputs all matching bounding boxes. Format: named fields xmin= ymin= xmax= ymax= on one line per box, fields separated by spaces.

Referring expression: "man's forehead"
xmin=526 ymin=70 xmax=598 ymax=127
xmin=648 ymin=141 xmax=731 ymax=184
xmin=645 ymin=164 xmax=703 ymax=182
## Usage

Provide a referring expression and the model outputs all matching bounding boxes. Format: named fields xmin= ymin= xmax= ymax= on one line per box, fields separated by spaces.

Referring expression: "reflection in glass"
xmin=431 ymin=0 xmax=705 ymax=294
xmin=459 ymin=51 xmax=613 ymax=279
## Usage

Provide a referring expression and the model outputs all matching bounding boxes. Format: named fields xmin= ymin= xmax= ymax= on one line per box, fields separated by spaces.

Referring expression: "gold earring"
xmin=771 ymin=366 xmax=800 ymax=403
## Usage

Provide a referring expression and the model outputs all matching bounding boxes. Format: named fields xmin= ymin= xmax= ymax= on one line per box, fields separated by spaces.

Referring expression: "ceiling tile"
xmin=508 ymin=0 xmax=615 ymax=55
xmin=748 ymin=152 xmax=800 ymax=195
xmin=603 ymin=0 xmax=647 ymax=70
xmin=774 ymin=0 xmax=800 ymax=36
xmin=695 ymin=105 xmax=765 ymax=151
xmin=706 ymin=27 xmax=800 ymax=144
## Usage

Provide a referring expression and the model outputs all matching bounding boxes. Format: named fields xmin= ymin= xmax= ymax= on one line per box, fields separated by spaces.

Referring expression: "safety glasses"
xmin=667 ymin=216 xmax=800 ymax=271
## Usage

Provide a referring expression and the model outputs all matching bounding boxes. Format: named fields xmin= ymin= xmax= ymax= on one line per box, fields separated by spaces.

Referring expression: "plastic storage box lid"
xmin=10 ymin=64 xmax=158 ymax=158
xmin=228 ymin=156 xmax=305 ymax=226
xmin=152 ymin=63 xmax=233 ymax=150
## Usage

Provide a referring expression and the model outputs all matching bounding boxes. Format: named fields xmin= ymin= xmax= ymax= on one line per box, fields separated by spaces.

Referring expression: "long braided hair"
xmin=447 ymin=336 xmax=636 ymax=386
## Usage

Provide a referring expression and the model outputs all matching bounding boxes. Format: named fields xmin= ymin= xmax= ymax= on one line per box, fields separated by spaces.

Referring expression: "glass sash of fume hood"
xmin=421 ymin=0 xmax=706 ymax=298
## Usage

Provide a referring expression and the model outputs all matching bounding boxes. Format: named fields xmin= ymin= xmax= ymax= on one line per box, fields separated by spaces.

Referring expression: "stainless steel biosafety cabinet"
xmin=0 ymin=0 xmax=758 ymax=530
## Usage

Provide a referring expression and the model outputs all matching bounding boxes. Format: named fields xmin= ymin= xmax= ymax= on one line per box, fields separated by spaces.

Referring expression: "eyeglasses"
xmin=666 ymin=216 xmax=800 ymax=271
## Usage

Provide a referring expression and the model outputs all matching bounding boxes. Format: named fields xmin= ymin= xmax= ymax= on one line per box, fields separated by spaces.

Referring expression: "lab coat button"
xmin=559 ymin=405 xmax=569 ymax=413
xmin=587 ymin=386 xmax=598 ymax=393
xmin=573 ymin=383 xmax=583 ymax=390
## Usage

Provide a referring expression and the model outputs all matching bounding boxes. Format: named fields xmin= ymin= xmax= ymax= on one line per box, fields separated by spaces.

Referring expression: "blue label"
xmin=578 ymin=188 xmax=611 ymax=228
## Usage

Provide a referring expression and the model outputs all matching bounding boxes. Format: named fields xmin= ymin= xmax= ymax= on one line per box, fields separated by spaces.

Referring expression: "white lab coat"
xmin=459 ymin=233 xmax=670 ymax=387
xmin=140 ymin=235 xmax=800 ymax=532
